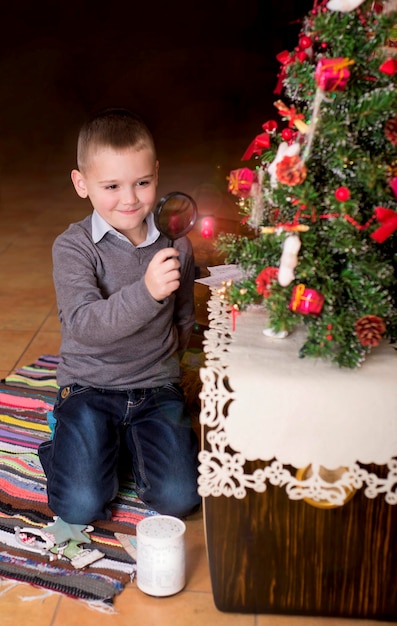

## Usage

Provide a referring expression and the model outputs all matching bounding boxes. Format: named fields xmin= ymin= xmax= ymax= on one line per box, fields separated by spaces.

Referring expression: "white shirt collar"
xmin=91 ymin=210 xmax=160 ymax=247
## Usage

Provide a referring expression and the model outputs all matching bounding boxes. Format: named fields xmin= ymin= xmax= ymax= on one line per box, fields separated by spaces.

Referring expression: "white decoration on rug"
xmin=198 ymin=289 xmax=397 ymax=505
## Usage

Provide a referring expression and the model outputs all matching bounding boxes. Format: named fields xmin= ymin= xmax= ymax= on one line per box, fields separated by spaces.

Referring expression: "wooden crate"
xmin=199 ymin=291 xmax=397 ymax=619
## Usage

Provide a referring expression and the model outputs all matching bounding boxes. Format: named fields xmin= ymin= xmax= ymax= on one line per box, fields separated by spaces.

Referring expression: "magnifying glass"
xmin=154 ymin=191 xmax=198 ymax=245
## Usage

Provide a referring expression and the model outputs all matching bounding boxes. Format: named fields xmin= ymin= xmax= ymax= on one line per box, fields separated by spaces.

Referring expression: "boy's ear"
xmin=71 ymin=169 xmax=88 ymax=198
xmin=155 ymin=160 xmax=159 ymax=186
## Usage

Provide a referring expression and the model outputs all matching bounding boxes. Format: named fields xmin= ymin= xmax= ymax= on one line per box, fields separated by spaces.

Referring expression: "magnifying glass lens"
xmin=154 ymin=192 xmax=198 ymax=242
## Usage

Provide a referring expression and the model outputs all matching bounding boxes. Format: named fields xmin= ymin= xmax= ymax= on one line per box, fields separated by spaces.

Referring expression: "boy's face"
xmin=71 ymin=146 xmax=159 ymax=244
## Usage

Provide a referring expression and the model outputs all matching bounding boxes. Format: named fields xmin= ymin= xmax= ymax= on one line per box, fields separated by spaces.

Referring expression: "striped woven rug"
xmin=0 ymin=356 xmax=157 ymax=606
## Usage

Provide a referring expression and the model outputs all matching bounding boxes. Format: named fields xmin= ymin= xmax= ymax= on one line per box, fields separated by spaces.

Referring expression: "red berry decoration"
xmin=281 ymin=128 xmax=294 ymax=141
xmin=335 ymin=186 xmax=351 ymax=201
xmin=299 ymin=35 xmax=312 ymax=50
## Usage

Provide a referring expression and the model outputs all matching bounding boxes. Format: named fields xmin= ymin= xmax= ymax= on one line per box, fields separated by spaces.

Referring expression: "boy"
xmin=39 ymin=109 xmax=200 ymax=525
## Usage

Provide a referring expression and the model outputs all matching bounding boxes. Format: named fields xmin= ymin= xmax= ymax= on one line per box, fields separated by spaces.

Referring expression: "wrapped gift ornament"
xmin=228 ymin=168 xmax=256 ymax=198
xmin=315 ymin=57 xmax=354 ymax=92
xmin=289 ymin=283 xmax=325 ymax=315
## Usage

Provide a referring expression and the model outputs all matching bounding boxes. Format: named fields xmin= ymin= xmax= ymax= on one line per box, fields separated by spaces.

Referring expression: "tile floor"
xmin=0 ymin=164 xmax=386 ymax=625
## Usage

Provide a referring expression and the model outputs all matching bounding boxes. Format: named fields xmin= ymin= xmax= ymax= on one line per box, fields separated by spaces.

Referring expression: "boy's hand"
xmin=144 ymin=248 xmax=181 ymax=301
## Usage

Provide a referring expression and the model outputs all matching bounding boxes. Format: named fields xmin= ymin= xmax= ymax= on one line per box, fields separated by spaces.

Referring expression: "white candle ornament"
xmin=278 ymin=235 xmax=301 ymax=287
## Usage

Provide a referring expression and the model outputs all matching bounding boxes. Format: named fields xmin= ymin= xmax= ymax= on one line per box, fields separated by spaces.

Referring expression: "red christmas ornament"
xmin=289 ymin=284 xmax=324 ymax=316
xmin=299 ymin=35 xmax=313 ymax=50
xmin=281 ymin=128 xmax=294 ymax=141
xmin=255 ymin=267 xmax=279 ymax=297
xmin=334 ymin=186 xmax=351 ymax=201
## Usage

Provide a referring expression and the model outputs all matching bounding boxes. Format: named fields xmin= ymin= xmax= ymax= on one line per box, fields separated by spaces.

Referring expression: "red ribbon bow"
xmin=241 ymin=131 xmax=271 ymax=160
xmin=379 ymin=58 xmax=397 ymax=76
xmin=274 ymin=100 xmax=307 ymax=133
xmin=274 ymin=50 xmax=308 ymax=95
xmin=231 ymin=306 xmax=241 ymax=331
xmin=371 ymin=207 xmax=397 ymax=243
xmin=241 ymin=119 xmax=279 ymax=160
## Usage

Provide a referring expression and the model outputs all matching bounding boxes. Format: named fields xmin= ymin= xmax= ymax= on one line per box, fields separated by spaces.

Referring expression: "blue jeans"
xmin=38 ymin=383 xmax=200 ymax=524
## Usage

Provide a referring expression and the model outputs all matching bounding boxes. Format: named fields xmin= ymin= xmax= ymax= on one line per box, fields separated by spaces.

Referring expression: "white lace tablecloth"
xmin=198 ymin=289 xmax=397 ymax=506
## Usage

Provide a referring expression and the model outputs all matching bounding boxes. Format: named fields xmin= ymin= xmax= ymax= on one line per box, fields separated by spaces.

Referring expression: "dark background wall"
xmin=0 ymin=0 xmax=313 ymax=181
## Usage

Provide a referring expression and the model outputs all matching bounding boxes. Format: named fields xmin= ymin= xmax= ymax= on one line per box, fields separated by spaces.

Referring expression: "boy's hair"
xmin=76 ymin=108 xmax=156 ymax=172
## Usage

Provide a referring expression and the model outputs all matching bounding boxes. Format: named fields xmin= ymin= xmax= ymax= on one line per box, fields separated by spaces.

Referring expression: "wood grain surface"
xmin=204 ymin=457 xmax=397 ymax=619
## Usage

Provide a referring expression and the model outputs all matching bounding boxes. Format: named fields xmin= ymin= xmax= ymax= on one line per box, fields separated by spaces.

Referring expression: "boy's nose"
xmin=122 ymin=187 xmax=139 ymax=205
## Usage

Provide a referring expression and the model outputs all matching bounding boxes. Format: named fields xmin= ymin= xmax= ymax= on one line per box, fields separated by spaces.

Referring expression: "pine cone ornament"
xmin=355 ymin=315 xmax=386 ymax=347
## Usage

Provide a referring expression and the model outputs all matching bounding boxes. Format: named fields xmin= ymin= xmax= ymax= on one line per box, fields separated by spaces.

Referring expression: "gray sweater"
xmin=52 ymin=214 xmax=195 ymax=389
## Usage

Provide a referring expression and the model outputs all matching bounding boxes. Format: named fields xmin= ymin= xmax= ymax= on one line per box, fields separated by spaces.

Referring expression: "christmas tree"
xmin=218 ymin=0 xmax=397 ymax=368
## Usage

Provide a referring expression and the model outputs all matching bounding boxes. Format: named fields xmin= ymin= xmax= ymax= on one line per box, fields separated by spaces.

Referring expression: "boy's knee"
xmin=48 ymin=484 xmax=111 ymax=525
xmin=141 ymin=484 xmax=201 ymax=519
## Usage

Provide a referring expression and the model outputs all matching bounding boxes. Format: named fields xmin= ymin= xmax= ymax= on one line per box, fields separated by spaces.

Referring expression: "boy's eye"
xmin=105 ymin=184 xmax=118 ymax=190
xmin=137 ymin=180 xmax=150 ymax=187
